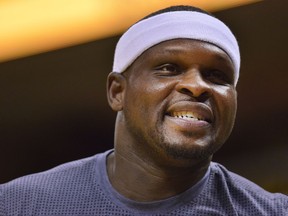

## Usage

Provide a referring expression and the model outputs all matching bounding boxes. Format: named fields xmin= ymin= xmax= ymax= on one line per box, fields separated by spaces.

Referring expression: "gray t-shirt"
xmin=1 ymin=149 xmax=287 ymax=215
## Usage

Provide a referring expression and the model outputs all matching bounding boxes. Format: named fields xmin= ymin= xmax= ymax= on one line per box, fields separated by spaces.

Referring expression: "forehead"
xmin=131 ymin=39 xmax=234 ymax=70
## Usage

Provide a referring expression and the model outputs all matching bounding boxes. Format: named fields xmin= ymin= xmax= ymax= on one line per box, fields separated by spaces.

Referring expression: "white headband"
xmin=113 ymin=11 xmax=240 ymax=84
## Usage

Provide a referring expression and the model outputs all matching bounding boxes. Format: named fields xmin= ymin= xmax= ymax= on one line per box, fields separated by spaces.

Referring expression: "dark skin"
xmin=106 ymin=39 xmax=237 ymax=202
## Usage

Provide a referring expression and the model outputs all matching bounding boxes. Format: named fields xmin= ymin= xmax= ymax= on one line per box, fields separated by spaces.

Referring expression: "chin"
xmin=158 ymin=138 xmax=222 ymax=161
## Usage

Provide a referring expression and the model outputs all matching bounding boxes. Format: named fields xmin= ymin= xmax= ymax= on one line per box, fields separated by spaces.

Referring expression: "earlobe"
xmin=107 ymin=72 xmax=126 ymax=111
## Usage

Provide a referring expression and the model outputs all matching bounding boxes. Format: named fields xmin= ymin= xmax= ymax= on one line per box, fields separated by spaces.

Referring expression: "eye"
xmin=154 ymin=64 xmax=181 ymax=76
xmin=203 ymin=69 xmax=233 ymax=85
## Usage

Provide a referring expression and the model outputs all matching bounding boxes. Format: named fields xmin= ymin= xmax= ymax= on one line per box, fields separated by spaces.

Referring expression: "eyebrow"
xmin=157 ymin=46 xmax=233 ymax=63
xmin=158 ymin=46 xmax=187 ymax=55
xmin=215 ymin=53 xmax=233 ymax=65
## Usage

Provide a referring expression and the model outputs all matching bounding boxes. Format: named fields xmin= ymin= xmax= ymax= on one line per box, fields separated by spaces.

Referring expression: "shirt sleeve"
xmin=0 ymin=185 xmax=5 ymax=216
xmin=284 ymin=196 xmax=288 ymax=215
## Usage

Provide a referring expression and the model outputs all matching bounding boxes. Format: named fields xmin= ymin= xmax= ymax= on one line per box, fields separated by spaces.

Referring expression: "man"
xmin=1 ymin=5 xmax=287 ymax=215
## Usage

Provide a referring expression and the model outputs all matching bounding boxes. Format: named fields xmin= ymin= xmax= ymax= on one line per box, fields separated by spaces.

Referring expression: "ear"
xmin=107 ymin=72 xmax=126 ymax=111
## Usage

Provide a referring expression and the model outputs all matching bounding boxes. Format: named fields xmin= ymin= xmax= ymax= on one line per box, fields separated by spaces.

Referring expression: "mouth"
xmin=168 ymin=111 xmax=210 ymax=122
xmin=165 ymin=101 xmax=213 ymax=124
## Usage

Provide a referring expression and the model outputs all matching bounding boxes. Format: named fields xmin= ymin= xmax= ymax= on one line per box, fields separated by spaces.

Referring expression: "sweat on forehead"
xmin=112 ymin=10 xmax=240 ymax=84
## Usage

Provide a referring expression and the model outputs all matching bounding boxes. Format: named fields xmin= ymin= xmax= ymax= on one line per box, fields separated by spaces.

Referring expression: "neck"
xmin=107 ymin=147 xmax=211 ymax=202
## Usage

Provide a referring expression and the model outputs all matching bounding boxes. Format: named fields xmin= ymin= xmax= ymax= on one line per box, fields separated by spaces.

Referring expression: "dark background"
xmin=1 ymin=0 xmax=287 ymax=193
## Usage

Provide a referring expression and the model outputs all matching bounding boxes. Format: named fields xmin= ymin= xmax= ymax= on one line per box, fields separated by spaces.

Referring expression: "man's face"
xmin=119 ymin=39 xmax=237 ymax=161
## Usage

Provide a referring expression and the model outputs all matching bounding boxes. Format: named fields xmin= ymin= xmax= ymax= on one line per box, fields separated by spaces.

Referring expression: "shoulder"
xmin=2 ymin=154 xmax=97 ymax=189
xmin=0 ymin=151 xmax=108 ymax=201
xmin=0 ymin=150 xmax=112 ymax=215
xmin=209 ymin=162 xmax=288 ymax=214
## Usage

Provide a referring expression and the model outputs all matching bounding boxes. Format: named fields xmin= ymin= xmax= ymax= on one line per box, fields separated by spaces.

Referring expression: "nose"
xmin=176 ymin=69 xmax=211 ymax=101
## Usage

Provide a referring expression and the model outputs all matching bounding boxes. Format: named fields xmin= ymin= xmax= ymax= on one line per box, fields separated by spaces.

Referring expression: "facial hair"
xmin=123 ymin=107 xmax=222 ymax=161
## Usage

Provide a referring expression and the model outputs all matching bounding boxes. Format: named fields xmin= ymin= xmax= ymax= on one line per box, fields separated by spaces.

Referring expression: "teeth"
xmin=171 ymin=111 xmax=203 ymax=121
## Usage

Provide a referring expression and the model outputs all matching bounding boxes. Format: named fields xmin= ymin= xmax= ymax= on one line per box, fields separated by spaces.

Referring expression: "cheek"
xmin=214 ymin=87 xmax=237 ymax=125
xmin=149 ymin=79 xmax=174 ymax=93
xmin=130 ymin=78 xmax=175 ymax=103
xmin=126 ymin=79 xmax=176 ymax=124
xmin=226 ymin=90 xmax=237 ymax=117
xmin=212 ymin=88 xmax=237 ymax=144
xmin=216 ymin=86 xmax=236 ymax=107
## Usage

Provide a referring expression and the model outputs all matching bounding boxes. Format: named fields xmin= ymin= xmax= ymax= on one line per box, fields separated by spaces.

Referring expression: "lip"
xmin=166 ymin=101 xmax=214 ymax=123
xmin=165 ymin=101 xmax=214 ymax=131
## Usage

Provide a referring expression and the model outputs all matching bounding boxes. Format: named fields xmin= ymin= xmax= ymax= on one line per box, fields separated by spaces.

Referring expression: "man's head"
xmin=107 ymin=5 xmax=239 ymax=164
xmin=112 ymin=5 xmax=240 ymax=85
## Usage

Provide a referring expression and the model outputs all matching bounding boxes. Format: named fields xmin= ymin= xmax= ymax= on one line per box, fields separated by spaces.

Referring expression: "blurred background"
xmin=0 ymin=0 xmax=287 ymax=194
